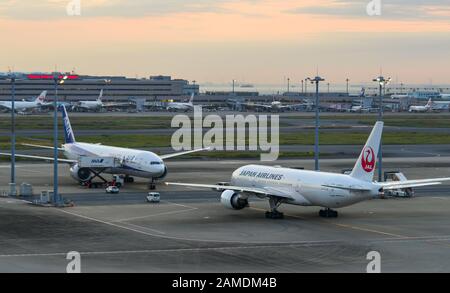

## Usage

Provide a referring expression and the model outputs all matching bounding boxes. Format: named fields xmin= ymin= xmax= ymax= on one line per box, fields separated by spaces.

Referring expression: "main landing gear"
xmin=265 ymin=197 xmax=284 ymax=219
xmin=319 ymin=208 xmax=338 ymax=218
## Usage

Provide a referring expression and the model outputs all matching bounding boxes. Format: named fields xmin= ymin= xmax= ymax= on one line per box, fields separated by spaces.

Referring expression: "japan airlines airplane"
xmin=0 ymin=105 xmax=209 ymax=189
xmin=0 ymin=91 xmax=47 ymax=112
xmin=409 ymin=98 xmax=432 ymax=113
xmin=166 ymin=93 xmax=195 ymax=112
xmin=168 ymin=121 xmax=450 ymax=219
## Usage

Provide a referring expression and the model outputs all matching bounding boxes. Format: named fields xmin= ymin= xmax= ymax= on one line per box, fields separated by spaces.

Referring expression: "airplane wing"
xmin=102 ymin=102 xmax=132 ymax=108
xmin=0 ymin=153 xmax=76 ymax=164
xmin=241 ymin=103 xmax=272 ymax=110
xmin=166 ymin=182 xmax=293 ymax=199
xmin=21 ymin=143 xmax=64 ymax=151
xmin=379 ymin=178 xmax=450 ymax=190
xmin=159 ymin=147 xmax=210 ymax=160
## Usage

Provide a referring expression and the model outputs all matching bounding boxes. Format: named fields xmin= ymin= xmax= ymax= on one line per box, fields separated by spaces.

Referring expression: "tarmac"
xmin=1 ymin=157 xmax=450 ymax=272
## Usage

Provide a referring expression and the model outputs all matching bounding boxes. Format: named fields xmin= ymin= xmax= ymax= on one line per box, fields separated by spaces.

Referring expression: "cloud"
xmin=0 ymin=0 xmax=240 ymax=20
xmin=288 ymin=0 xmax=450 ymax=21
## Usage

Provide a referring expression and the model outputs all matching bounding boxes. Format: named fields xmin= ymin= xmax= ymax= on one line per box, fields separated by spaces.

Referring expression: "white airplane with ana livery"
xmin=0 ymin=105 xmax=209 ymax=189
xmin=240 ymin=100 xmax=311 ymax=112
xmin=409 ymin=98 xmax=432 ymax=113
xmin=0 ymin=91 xmax=47 ymax=112
xmin=75 ymin=89 xmax=104 ymax=111
xmin=167 ymin=93 xmax=195 ymax=112
xmin=168 ymin=121 xmax=450 ymax=219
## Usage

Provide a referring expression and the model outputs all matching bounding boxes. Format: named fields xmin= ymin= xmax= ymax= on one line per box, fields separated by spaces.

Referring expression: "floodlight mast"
xmin=372 ymin=75 xmax=391 ymax=182
xmin=306 ymin=76 xmax=325 ymax=171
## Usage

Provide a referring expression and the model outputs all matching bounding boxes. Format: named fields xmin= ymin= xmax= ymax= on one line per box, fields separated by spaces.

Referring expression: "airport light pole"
xmin=304 ymin=79 xmax=308 ymax=96
xmin=232 ymin=79 xmax=236 ymax=95
xmin=307 ymin=75 xmax=325 ymax=171
xmin=287 ymin=78 xmax=290 ymax=94
xmin=301 ymin=80 xmax=304 ymax=94
xmin=346 ymin=78 xmax=350 ymax=95
xmin=373 ymin=75 xmax=391 ymax=182
xmin=9 ymin=74 xmax=16 ymax=196
xmin=53 ymin=74 xmax=68 ymax=205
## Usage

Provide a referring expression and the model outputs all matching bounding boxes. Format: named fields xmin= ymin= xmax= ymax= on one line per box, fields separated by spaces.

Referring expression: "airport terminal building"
xmin=0 ymin=73 xmax=199 ymax=102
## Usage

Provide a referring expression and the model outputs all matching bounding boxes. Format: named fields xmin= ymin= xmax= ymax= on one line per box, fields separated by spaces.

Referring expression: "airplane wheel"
xmin=319 ymin=209 xmax=338 ymax=218
xmin=265 ymin=211 xmax=284 ymax=219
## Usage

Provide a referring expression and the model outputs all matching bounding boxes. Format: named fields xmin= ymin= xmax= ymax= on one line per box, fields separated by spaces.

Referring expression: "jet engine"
xmin=70 ymin=164 xmax=93 ymax=182
xmin=220 ymin=190 xmax=249 ymax=210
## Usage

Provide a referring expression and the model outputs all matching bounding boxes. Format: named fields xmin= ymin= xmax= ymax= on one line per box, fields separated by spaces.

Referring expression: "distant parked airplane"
xmin=166 ymin=93 xmax=195 ymax=112
xmin=409 ymin=99 xmax=432 ymax=113
xmin=0 ymin=91 xmax=47 ymax=112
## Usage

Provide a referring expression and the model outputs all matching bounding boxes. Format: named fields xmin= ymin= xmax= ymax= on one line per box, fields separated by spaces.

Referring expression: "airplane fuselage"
xmin=166 ymin=103 xmax=193 ymax=111
xmin=78 ymin=101 xmax=103 ymax=111
xmin=0 ymin=101 xmax=42 ymax=111
xmin=230 ymin=165 xmax=379 ymax=208
xmin=63 ymin=142 xmax=167 ymax=179
xmin=409 ymin=106 xmax=429 ymax=112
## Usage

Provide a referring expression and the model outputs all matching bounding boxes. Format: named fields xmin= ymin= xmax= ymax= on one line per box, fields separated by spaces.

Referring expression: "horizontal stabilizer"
xmin=21 ymin=143 xmax=64 ymax=151
xmin=382 ymin=182 xmax=441 ymax=190
xmin=380 ymin=177 xmax=450 ymax=190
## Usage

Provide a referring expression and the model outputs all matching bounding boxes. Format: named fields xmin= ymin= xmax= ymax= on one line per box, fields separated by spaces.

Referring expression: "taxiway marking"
xmin=250 ymin=207 xmax=407 ymax=238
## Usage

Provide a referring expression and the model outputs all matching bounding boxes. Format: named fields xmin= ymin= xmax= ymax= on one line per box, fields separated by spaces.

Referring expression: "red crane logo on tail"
xmin=361 ymin=146 xmax=375 ymax=173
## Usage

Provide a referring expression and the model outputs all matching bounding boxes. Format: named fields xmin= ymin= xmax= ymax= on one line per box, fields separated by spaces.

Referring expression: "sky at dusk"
xmin=1 ymin=0 xmax=449 ymax=85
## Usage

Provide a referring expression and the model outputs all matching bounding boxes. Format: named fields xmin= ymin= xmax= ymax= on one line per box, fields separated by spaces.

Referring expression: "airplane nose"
xmin=154 ymin=164 xmax=167 ymax=179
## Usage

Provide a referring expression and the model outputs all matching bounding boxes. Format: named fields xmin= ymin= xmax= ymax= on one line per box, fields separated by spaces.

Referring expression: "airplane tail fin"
xmin=188 ymin=93 xmax=194 ymax=104
xmin=360 ymin=88 xmax=366 ymax=97
xmin=35 ymin=91 xmax=47 ymax=104
xmin=350 ymin=121 xmax=384 ymax=182
xmin=427 ymin=98 xmax=432 ymax=107
xmin=61 ymin=105 xmax=76 ymax=144
xmin=97 ymin=89 xmax=103 ymax=102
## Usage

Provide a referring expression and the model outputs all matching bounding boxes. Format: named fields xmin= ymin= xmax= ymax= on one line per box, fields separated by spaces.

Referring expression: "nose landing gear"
xmin=148 ymin=178 xmax=157 ymax=190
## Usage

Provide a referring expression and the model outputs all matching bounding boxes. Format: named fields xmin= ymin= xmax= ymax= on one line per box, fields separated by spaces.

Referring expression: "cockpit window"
xmin=151 ymin=161 xmax=162 ymax=165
